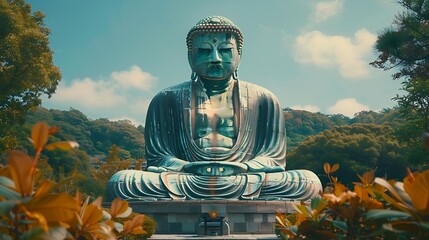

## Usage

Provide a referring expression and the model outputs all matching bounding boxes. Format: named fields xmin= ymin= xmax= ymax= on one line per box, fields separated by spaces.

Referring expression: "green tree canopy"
xmin=287 ymin=124 xmax=406 ymax=186
xmin=371 ymin=0 xmax=429 ymax=80
xmin=0 ymin=0 xmax=61 ymax=151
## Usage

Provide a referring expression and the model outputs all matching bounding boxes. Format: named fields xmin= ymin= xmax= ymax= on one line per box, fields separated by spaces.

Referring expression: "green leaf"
xmin=0 ymin=200 xmax=19 ymax=215
xmin=332 ymin=220 xmax=348 ymax=232
xmin=0 ymin=233 xmax=12 ymax=240
xmin=20 ymin=226 xmax=68 ymax=240
xmin=419 ymin=222 xmax=429 ymax=231
xmin=364 ymin=209 xmax=411 ymax=220
xmin=310 ymin=197 xmax=320 ymax=210
xmin=383 ymin=221 xmax=419 ymax=233
xmin=0 ymin=185 xmax=21 ymax=200
xmin=0 ymin=176 xmax=15 ymax=188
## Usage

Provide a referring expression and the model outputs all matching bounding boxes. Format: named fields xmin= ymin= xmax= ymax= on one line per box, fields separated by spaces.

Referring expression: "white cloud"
xmin=294 ymin=28 xmax=376 ymax=79
xmin=291 ymin=104 xmax=320 ymax=113
xmin=47 ymin=66 xmax=156 ymax=124
xmin=327 ymin=98 xmax=370 ymax=117
xmin=315 ymin=0 xmax=343 ymax=22
xmin=130 ymin=99 xmax=152 ymax=115
xmin=111 ymin=65 xmax=156 ymax=91
xmin=52 ymin=78 xmax=126 ymax=108
xmin=111 ymin=117 xmax=144 ymax=127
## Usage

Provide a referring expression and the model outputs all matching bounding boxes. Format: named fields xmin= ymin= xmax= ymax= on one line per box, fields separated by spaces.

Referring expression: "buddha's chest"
xmin=192 ymin=88 xmax=238 ymax=150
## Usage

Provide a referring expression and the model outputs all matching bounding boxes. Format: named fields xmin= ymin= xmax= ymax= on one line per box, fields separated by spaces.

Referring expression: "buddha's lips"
xmin=208 ymin=64 xmax=223 ymax=70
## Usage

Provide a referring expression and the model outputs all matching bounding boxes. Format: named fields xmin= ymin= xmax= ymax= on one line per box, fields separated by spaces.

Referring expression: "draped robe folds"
xmin=107 ymin=80 xmax=322 ymax=201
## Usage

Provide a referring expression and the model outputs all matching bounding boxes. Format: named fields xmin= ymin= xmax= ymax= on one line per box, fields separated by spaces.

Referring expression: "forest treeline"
xmin=5 ymin=105 xmax=423 ymax=189
xmin=284 ymin=107 xmax=403 ymax=149
xmin=16 ymin=106 xmax=403 ymax=157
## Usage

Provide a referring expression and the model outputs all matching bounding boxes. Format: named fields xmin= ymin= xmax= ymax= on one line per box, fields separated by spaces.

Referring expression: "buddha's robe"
xmin=107 ymin=80 xmax=322 ymax=201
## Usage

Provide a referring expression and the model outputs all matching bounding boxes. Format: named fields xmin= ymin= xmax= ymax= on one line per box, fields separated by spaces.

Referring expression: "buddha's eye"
xmin=219 ymin=48 xmax=232 ymax=54
xmin=198 ymin=48 xmax=211 ymax=55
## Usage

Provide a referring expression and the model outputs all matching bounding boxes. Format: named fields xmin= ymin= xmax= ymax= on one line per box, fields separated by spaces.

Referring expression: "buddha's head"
xmin=187 ymin=16 xmax=243 ymax=81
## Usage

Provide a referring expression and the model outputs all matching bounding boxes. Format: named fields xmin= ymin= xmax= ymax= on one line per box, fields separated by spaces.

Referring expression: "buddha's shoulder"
xmin=154 ymin=81 xmax=192 ymax=97
xmin=239 ymin=80 xmax=279 ymax=100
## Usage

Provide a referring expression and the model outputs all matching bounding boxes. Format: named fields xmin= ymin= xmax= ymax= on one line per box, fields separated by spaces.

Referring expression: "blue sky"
xmin=28 ymin=0 xmax=403 ymax=126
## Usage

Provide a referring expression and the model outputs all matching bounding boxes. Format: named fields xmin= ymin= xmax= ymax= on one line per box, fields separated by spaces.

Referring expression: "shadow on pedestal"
xmin=120 ymin=200 xmax=297 ymax=235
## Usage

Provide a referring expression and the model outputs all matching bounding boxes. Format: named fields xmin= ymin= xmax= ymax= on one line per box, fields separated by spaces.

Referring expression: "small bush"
xmin=276 ymin=163 xmax=429 ymax=239
xmin=0 ymin=122 xmax=152 ymax=239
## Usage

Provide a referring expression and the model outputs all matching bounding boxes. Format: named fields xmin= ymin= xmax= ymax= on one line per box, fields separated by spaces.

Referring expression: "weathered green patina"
xmin=108 ymin=16 xmax=322 ymax=201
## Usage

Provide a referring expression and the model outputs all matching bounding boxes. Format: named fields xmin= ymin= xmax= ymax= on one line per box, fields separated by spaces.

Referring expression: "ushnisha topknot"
xmin=186 ymin=16 xmax=244 ymax=55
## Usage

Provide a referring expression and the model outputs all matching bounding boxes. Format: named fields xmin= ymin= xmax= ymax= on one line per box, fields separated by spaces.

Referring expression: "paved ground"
xmin=150 ymin=234 xmax=279 ymax=239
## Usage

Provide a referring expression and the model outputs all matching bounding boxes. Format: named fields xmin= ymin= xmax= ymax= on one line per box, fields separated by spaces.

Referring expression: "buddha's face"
xmin=189 ymin=32 xmax=240 ymax=81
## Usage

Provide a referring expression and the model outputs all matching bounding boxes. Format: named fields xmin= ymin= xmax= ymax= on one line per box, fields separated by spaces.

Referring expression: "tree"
xmin=371 ymin=0 xmax=429 ymax=165
xmin=0 ymin=0 xmax=61 ymax=151
xmin=393 ymin=78 xmax=429 ymax=168
xmin=287 ymin=124 xmax=406 ymax=186
xmin=371 ymin=0 xmax=429 ymax=80
xmin=394 ymin=78 xmax=429 ymax=134
xmin=91 ymin=145 xmax=131 ymax=197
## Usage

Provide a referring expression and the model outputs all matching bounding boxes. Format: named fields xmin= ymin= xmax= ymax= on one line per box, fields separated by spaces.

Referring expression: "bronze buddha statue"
xmin=108 ymin=16 xmax=322 ymax=201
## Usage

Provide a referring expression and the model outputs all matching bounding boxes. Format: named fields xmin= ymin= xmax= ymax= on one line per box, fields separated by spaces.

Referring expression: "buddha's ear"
xmin=187 ymin=52 xmax=194 ymax=69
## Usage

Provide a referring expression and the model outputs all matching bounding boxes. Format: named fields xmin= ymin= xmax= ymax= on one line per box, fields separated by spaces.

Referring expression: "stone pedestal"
xmin=125 ymin=200 xmax=297 ymax=234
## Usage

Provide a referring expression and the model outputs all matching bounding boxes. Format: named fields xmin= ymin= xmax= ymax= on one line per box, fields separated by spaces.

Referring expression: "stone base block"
xmin=197 ymin=221 xmax=230 ymax=236
xmin=107 ymin=200 xmax=297 ymax=234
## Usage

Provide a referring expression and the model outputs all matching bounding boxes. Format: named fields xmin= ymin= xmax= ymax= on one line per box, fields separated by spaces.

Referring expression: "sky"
xmin=28 ymin=0 xmax=404 ymax=126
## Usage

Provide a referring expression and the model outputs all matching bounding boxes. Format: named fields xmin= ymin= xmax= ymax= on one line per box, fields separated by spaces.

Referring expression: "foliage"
xmin=284 ymin=108 xmax=402 ymax=150
xmin=20 ymin=106 xmax=145 ymax=161
xmin=108 ymin=212 xmax=156 ymax=240
xmin=371 ymin=0 xmax=429 ymax=169
xmin=371 ymin=0 xmax=429 ymax=81
xmin=393 ymin=79 xmax=429 ymax=168
xmin=91 ymin=145 xmax=131 ymax=198
xmin=0 ymin=122 xmax=154 ymax=239
xmin=6 ymin=107 xmax=147 ymax=197
xmin=284 ymin=108 xmax=338 ymax=149
xmin=288 ymin=124 xmax=406 ymax=186
xmin=0 ymin=0 xmax=61 ymax=152
xmin=276 ymin=163 xmax=429 ymax=239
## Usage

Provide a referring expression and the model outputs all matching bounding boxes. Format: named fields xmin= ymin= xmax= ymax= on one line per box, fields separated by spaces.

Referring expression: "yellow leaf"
xmin=34 ymin=179 xmax=54 ymax=198
xmin=122 ymin=214 xmax=145 ymax=235
xmin=105 ymin=219 xmax=115 ymax=229
xmin=110 ymin=198 xmax=129 ymax=218
xmin=25 ymin=209 xmax=48 ymax=233
xmin=0 ymin=166 xmax=11 ymax=179
xmin=48 ymin=126 xmax=61 ymax=135
xmin=8 ymin=150 xmax=34 ymax=196
xmin=403 ymin=169 xmax=429 ymax=216
xmin=323 ymin=163 xmax=330 ymax=175
xmin=330 ymin=164 xmax=339 ymax=173
xmin=354 ymin=185 xmax=369 ymax=202
xmin=92 ymin=223 xmax=116 ymax=240
xmin=374 ymin=177 xmax=408 ymax=206
xmin=31 ymin=122 xmax=49 ymax=150
xmin=357 ymin=170 xmax=375 ymax=186
xmin=333 ymin=183 xmax=347 ymax=197
xmin=91 ymin=196 xmax=103 ymax=208
xmin=80 ymin=196 xmax=90 ymax=218
xmin=25 ymin=192 xmax=79 ymax=223
xmin=131 ymin=227 xmax=147 ymax=235
xmin=44 ymin=141 xmax=79 ymax=151
xmin=82 ymin=205 xmax=103 ymax=227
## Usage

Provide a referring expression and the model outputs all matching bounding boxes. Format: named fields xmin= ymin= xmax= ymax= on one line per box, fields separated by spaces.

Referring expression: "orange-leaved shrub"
xmin=0 ymin=122 xmax=154 ymax=239
xmin=276 ymin=163 xmax=429 ymax=239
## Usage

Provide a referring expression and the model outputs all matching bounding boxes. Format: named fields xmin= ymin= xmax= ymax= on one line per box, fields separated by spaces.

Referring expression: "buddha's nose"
xmin=209 ymin=49 xmax=221 ymax=63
